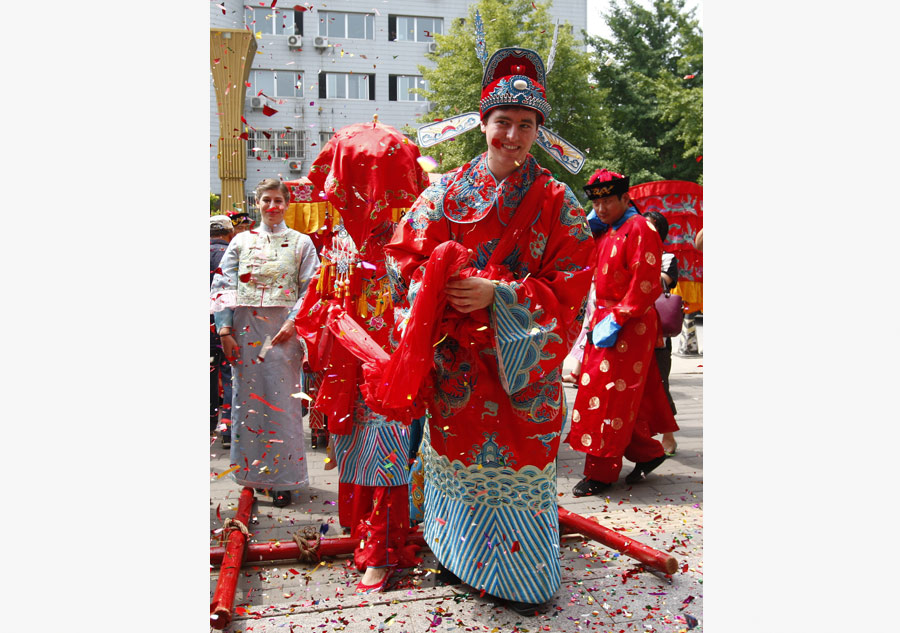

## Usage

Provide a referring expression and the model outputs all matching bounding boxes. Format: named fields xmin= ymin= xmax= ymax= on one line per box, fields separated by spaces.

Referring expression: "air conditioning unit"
xmin=250 ymin=96 xmax=266 ymax=109
xmin=313 ymin=36 xmax=328 ymax=48
xmin=288 ymin=34 xmax=302 ymax=48
xmin=289 ymin=160 xmax=303 ymax=172
xmin=427 ymin=42 xmax=438 ymax=53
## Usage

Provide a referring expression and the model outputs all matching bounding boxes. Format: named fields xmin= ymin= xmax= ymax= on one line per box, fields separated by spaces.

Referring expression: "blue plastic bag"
xmin=590 ymin=313 xmax=621 ymax=348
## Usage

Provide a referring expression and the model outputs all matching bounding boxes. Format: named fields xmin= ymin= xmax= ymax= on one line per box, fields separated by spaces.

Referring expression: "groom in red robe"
xmin=383 ymin=48 xmax=594 ymax=615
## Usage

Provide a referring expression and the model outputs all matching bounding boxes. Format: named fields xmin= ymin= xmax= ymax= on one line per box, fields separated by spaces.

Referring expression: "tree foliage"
xmin=416 ymin=0 xmax=703 ymax=198
xmin=415 ymin=0 xmax=602 ymax=194
xmin=585 ymin=0 xmax=703 ymax=185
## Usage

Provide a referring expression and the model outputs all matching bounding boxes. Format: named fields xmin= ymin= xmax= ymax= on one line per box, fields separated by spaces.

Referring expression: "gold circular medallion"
xmin=581 ymin=373 xmax=591 ymax=386
xmin=602 ymin=263 xmax=609 ymax=274
xmin=599 ymin=359 xmax=610 ymax=372
xmin=581 ymin=433 xmax=592 ymax=447
xmin=610 ymin=245 xmax=617 ymax=257
xmin=635 ymin=322 xmax=647 ymax=336
xmin=633 ymin=361 xmax=643 ymax=373
xmin=616 ymin=340 xmax=628 ymax=353
xmin=615 ymin=379 xmax=627 ymax=391
xmin=611 ymin=417 xmax=624 ymax=430
xmin=572 ymin=409 xmax=581 ymax=423
xmin=640 ymin=280 xmax=653 ymax=294
xmin=588 ymin=396 xmax=600 ymax=410
xmin=645 ymin=252 xmax=657 ymax=266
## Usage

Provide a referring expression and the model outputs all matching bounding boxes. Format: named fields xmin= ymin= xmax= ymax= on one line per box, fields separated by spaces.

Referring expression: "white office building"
xmin=210 ymin=1 xmax=586 ymax=203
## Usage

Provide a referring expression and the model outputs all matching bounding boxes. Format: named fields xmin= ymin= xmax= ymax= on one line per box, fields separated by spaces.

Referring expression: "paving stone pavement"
xmin=210 ymin=349 xmax=703 ymax=633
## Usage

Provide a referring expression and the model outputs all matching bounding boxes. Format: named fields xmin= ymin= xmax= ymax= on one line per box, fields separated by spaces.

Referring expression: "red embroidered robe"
xmin=382 ymin=153 xmax=593 ymax=603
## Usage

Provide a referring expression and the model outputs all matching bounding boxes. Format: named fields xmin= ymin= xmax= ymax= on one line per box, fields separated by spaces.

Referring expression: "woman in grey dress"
xmin=211 ymin=179 xmax=319 ymax=507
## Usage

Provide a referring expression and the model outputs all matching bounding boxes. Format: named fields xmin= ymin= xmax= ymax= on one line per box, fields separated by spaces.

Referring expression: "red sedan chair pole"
xmin=211 ymin=508 xmax=675 ymax=575
xmin=210 ymin=487 xmax=256 ymax=630
xmin=558 ymin=506 xmax=678 ymax=574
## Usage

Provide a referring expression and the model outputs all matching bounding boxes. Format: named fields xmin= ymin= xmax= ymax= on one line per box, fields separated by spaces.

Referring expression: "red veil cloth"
xmin=322 ymin=241 xmax=470 ymax=424
xmin=629 ymin=180 xmax=703 ymax=313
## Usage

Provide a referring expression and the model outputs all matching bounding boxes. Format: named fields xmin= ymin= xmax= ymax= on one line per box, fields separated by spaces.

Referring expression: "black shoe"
xmin=311 ymin=429 xmax=327 ymax=449
xmin=572 ymin=477 xmax=611 ymax=498
xmin=221 ymin=433 xmax=231 ymax=449
xmin=436 ymin=562 xmax=461 ymax=586
xmin=504 ymin=599 xmax=549 ymax=617
xmin=624 ymin=455 xmax=667 ymax=484
xmin=273 ymin=490 xmax=291 ymax=507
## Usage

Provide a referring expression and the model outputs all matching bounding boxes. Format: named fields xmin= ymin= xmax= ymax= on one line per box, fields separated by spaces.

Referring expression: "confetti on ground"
xmin=215 ymin=465 xmax=239 ymax=480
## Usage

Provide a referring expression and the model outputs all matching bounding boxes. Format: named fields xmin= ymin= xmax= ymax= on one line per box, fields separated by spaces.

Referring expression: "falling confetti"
xmin=249 ymin=393 xmax=285 ymax=412
xmin=215 ymin=465 xmax=239 ymax=480
xmin=416 ymin=156 xmax=439 ymax=172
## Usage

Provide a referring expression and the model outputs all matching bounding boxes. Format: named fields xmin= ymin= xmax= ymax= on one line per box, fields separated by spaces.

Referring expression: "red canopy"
xmin=629 ymin=180 xmax=703 ymax=312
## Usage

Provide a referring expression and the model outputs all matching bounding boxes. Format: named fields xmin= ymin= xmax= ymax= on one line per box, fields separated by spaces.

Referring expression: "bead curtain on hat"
xmin=415 ymin=11 xmax=585 ymax=175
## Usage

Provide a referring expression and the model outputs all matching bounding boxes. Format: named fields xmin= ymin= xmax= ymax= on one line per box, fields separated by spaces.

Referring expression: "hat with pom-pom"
xmin=583 ymin=168 xmax=630 ymax=200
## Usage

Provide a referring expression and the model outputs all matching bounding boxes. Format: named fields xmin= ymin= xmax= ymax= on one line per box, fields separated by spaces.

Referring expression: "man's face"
xmin=257 ymin=189 xmax=287 ymax=227
xmin=480 ymin=107 xmax=539 ymax=176
xmin=591 ymin=194 xmax=630 ymax=226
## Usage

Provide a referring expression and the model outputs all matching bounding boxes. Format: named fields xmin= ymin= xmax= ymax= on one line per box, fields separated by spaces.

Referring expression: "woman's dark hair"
xmin=643 ymin=210 xmax=669 ymax=242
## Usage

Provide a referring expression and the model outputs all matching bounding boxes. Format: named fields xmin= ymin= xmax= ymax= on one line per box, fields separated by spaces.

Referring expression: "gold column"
xmin=210 ymin=29 xmax=257 ymax=214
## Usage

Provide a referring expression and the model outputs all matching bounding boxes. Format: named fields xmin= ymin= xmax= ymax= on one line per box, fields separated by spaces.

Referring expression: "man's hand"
xmin=445 ymin=277 xmax=496 ymax=313
xmin=221 ymin=334 xmax=239 ymax=365
xmin=271 ymin=319 xmax=296 ymax=346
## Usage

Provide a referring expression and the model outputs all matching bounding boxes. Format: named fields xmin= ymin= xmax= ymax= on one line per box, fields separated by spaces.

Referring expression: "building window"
xmin=389 ymin=75 xmax=429 ymax=102
xmin=388 ymin=15 xmax=443 ymax=42
xmin=246 ymin=129 xmax=308 ymax=160
xmin=248 ymin=70 xmax=303 ymax=98
xmin=244 ymin=7 xmax=300 ymax=35
xmin=319 ymin=72 xmax=374 ymax=100
xmin=318 ymin=12 xmax=374 ymax=39
xmin=319 ymin=131 xmax=335 ymax=147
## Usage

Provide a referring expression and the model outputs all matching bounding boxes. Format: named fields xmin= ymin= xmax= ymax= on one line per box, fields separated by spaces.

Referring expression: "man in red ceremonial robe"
xmin=383 ymin=47 xmax=594 ymax=615
xmin=566 ymin=169 xmax=678 ymax=497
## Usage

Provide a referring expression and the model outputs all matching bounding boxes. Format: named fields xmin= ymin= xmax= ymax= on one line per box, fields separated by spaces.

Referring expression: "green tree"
xmin=210 ymin=193 xmax=221 ymax=213
xmin=415 ymin=0 xmax=603 ymax=194
xmin=585 ymin=0 xmax=703 ymax=185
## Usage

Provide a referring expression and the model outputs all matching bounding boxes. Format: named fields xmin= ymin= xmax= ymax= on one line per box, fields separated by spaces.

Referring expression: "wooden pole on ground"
xmin=210 ymin=487 xmax=256 ymax=630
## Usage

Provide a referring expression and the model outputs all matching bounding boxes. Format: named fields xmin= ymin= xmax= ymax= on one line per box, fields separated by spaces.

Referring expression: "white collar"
xmin=255 ymin=220 xmax=288 ymax=234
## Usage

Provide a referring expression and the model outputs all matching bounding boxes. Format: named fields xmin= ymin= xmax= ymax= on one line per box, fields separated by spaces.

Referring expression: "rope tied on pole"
xmin=222 ymin=517 xmax=251 ymax=540
xmin=292 ymin=526 xmax=322 ymax=564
